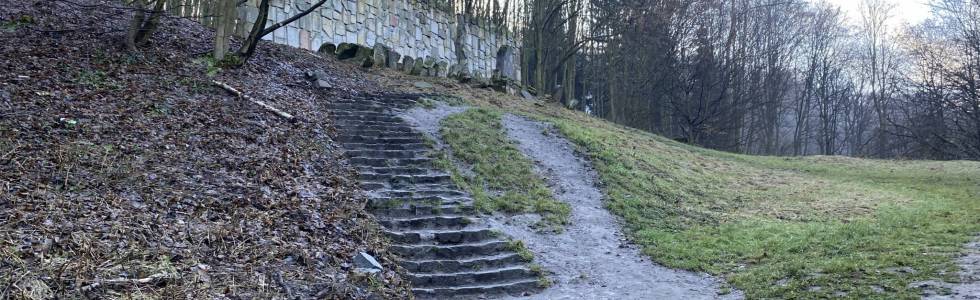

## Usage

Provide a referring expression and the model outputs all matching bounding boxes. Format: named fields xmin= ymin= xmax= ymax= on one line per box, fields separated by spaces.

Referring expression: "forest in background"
xmin=447 ymin=0 xmax=980 ymax=160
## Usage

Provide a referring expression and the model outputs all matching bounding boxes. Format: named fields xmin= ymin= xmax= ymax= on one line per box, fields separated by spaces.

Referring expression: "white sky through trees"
xmin=820 ymin=0 xmax=932 ymax=26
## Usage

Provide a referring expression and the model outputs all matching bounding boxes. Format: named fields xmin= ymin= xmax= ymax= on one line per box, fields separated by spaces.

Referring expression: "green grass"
xmin=435 ymin=85 xmax=979 ymax=298
xmin=1 ymin=15 xmax=34 ymax=32
xmin=438 ymin=108 xmax=570 ymax=230
xmin=549 ymin=116 xmax=980 ymax=299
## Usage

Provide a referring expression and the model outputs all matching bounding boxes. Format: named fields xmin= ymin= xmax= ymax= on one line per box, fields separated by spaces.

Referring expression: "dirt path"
xmin=922 ymin=236 xmax=980 ymax=299
xmin=495 ymin=114 xmax=740 ymax=299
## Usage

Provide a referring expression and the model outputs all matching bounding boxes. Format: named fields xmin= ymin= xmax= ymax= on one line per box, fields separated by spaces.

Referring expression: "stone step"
xmin=326 ymin=102 xmax=388 ymax=112
xmin=337 ymin=130 xmax=424 ymax=139
xmin=386 ymin=228 xmax=496 ymax=245
xmin=331 ymin=114 xmax=404 ymax=123
xmin=390 ymin=240 xmax=511 ymax=261
xmin=360 ymin=182 xmax=386 ymax=191
xmin=359 ymin=173 xmax=453 ymax=185
xmin=344 ymin=143 xmax=429 ymax=151
xmin=330 ymin=110 xmax=398 ymax=118
xmin=357 ymin=166 xmax=430 ymax=175
xmin=368 ymin=195 xmax=470 ymax=207
xmin=371 ymin=204 xmax=475 ymax=218
xmin=400 ymin=253 xmax=527 ymax=273
xmin=348 ymin=157 xmax=432 ymax=167
xmin=409 ymin=266 xmax=534 ymax=289
xmin=347 ymin=150 xmax=429 ymax=159
xmin=333 ymin=124 xmax=416 ymax=133
xmin=412 ymin=278 xmax=541 ymax=299
xmin=333 ymin=120 xmax=411 ymax=128
xmin=340 ymin=96 xmax=418 ymax=106
xmin=379 ymin=215 xmax=473 ymax=231
xmin=336 ymin=135 xmax=425 ymax=144
xmin=379 ymin=189 xmax=469 ymax=199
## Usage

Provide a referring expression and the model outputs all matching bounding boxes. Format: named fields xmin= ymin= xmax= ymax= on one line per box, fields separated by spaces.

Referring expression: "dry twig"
xmin=80 ymin=272 xmax=174 ymax=292
xmin=212 ymin=80 xmax=296 ymax=121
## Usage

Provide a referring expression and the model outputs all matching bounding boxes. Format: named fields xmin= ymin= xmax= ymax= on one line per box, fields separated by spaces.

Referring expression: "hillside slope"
xmin=0 ymin=2 xmax=409 ymax=298
xmin=380 ymin=75 xmax=980 ymax=299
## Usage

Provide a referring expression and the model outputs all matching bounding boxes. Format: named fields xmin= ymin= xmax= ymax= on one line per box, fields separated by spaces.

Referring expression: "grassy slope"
xmin=435 ymin=108 xmax=570 ymax=230
xmin=387 ymin=80 xmax=980 ymax=299
xmin=553 ymin=116 xmax=980 ymax=299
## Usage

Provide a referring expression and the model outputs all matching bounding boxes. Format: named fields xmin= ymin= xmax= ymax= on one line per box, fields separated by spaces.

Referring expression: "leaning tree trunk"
xmin=126 ymin=0 xmax=167 ymax=51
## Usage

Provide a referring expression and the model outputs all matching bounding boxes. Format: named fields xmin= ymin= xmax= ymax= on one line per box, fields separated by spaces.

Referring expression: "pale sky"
xmin=821 ymin=0 xmax=933 ymax=26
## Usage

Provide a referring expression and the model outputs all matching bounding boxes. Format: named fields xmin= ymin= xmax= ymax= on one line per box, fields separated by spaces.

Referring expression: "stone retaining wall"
xmin=170 ymin=0 xmax=519 ymax=79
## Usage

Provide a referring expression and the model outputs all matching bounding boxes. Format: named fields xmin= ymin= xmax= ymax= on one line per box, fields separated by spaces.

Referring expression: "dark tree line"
xmin=569 ymin=0 xmax=980 ymax=160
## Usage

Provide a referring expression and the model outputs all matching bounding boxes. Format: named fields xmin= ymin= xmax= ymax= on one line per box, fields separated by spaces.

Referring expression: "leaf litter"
xmin=0 ymin=0 xmax=410 ymax=298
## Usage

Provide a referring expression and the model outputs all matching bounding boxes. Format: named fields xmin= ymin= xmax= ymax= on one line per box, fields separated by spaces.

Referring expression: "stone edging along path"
xmin=399 ymin=101 xmax=741 ymax=299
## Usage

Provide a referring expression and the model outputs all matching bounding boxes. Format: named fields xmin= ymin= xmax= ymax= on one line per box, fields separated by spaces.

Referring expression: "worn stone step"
xmin=328 ymin=107 xmax=401 ymax=116
xmin=386 ymin=228 xmax=496 ymax=245
xmin=348 ymin=157 xmax=432 ymax=167
xmin=326 ymin=103 xmax=388 ymax=112
xmin=409 ymin=266 xmax=534 ymax=289
xmin=371 ymin=204 xmax=475 ymax=218
xmin=361 ymin=182 xmax=386 ymax=191
xmin=400 ymin=253 xmax=527 ymax=273
xmin=336 ymin=135 xmax=425 ymax=144
xmin=390 ymin=240 xmax=511 ymax=261
xmin=368 ymin=195 xmax=470 ymax=206
xmin=380 ymin=189 xmax=469 ymax=199
xmin=344 ymin=143 xmax=429 ymax=151
xmin=348 ymin=150 xmax=428 ymax=159
xmin=331 ymin=112 xmax=407 ymax=122
xmin=333 ymin=120 xmax=410 ymax=128
xmin=338 ymin=130 xmax=424 ymax=139
xmin=331 ymin=114 xmax=404 ymax=123
xmin=412 ymin=278 xmax=541 ymax=299
xmin=359 ymin=173 xmax=453 ymax=185
xmin=379 ymin=215 xmax=473 ymax=231
xmin=341 ymin=96 xmax=418 ymax=106
xmin=334 ymin=124 xmax=416 ymax=133
xmin=357 ymin=166 xmax=430 ymax=175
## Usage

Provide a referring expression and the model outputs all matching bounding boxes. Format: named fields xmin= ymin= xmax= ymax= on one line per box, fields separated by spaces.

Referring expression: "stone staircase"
xmin=327 ymin=93 xmax=541 ymax=299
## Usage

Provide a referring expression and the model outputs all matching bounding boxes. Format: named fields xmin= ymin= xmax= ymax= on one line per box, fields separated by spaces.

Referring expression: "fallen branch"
xmin=212 ymin=80 xmax=296 ymax=121
xmin=81 ymin=272 xmax=173 ymax=292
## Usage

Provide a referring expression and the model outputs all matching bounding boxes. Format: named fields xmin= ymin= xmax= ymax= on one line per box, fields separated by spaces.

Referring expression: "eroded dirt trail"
xmin=923 ymin=236 xmax=980 ymax=300
xmin=497 ymin=114 xmax=740 ymax=300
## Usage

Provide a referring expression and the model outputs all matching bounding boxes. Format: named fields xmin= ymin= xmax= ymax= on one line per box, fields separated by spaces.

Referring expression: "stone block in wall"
xmin=387 ymin=50 xmax=400 ymax=69
xmin=287 ymin=26 xmax=300 ymax=47
xmin=411 ymin=59 xmax=424 ymax=76
xmin=435 ymin=61 xmax=448 ymax=77
xmin=300 ymin=29 xmax=311 ymax=50
xmin=495 ymin=45 xmax=517 ymax=80
xmin=335 ymin=21 xmax=346 ymax=35
xmin=448 ymin=64 xmax=459 ymax=78
xmin=373 ymin=43 xmax=389 ymax=68
xmin=401 ymin=56 xmax=414 ymax=74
